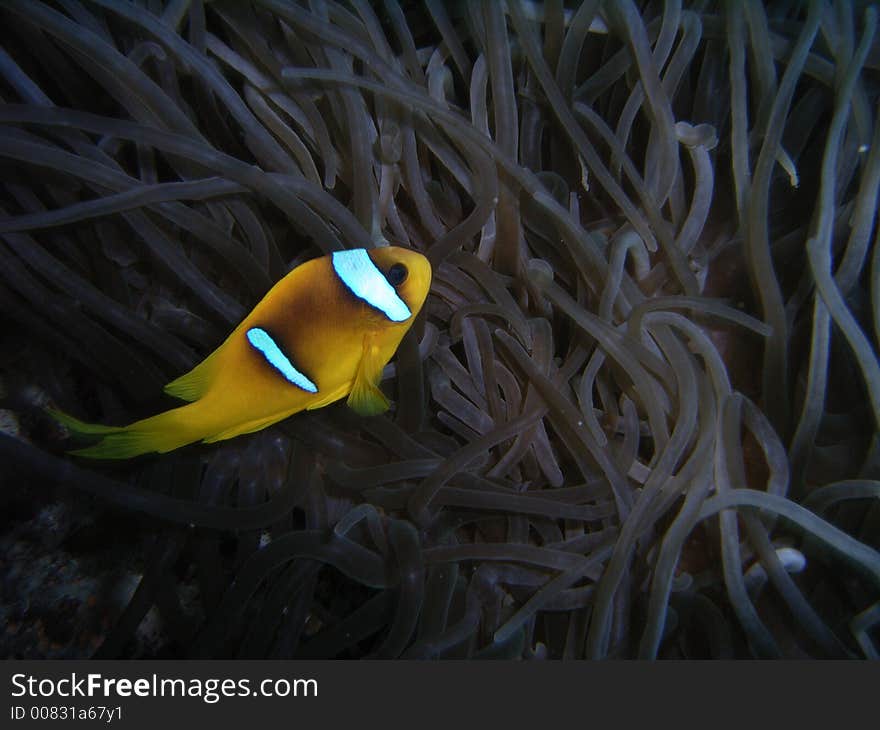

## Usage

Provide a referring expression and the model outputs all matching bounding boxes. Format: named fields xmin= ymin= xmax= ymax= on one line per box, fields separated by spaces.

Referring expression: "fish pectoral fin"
xmin=347 ymin=377 xmax=390 ymax=417
xmin=346 ymin=335 xmax=390 ymax=417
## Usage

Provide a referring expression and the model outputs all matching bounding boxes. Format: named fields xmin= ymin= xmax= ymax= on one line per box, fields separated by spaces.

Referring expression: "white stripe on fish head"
xmin=331 ymin=249 xmax=412 ymax=322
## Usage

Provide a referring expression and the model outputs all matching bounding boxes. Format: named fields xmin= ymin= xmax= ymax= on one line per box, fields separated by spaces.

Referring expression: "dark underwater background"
xmin=1 ymin=0 xmax=879 ymax=659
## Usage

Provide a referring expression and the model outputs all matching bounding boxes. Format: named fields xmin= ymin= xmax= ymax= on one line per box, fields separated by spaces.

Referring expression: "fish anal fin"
xmin=69 ymin=431 xmax=166 ymax=460
xmin=164 ymin=349 xmax=221 ymax=402
xmin=346 ymin=335 xmax=391 ymax=417
xmin=202 ymin=410 xmax=297 ymax=443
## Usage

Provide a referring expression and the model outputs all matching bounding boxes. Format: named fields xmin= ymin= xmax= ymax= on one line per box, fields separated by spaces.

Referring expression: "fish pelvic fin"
xmin=346 ymin=334 xmax=391 ymax=417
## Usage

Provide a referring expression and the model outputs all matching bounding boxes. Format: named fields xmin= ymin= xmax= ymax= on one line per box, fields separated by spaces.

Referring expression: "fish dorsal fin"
xmin=163 ymin=347 xmax=222 ymax=402
xmin=346 ymin=334 xmax=390 ymax=416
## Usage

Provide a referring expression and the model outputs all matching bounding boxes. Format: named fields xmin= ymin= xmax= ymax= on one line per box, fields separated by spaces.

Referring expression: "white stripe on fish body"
xmin=246 ymin=327 xmax=318 ymax=393
xmin=331 ymin=249 xmax=412 ymax=322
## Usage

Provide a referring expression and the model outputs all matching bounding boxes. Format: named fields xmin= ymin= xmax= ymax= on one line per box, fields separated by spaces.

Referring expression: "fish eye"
xmin=386 ymin=263 xmax=408 ymax=286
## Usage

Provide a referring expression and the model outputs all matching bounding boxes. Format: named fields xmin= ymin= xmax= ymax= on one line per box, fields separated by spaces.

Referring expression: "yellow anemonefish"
xmin=51 ymin=246 xmax=432 ymax=458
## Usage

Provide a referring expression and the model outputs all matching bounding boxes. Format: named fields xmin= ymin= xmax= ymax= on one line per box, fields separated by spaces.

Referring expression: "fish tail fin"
xmin=47 ymin=408 xmax=121 ymax=436
xmin=49 ymin=403 xmax=210 ymax=459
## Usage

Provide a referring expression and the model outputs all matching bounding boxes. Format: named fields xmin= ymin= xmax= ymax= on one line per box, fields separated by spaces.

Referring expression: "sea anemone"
xmin=1 ymin=0 xmax=879 ymax=659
